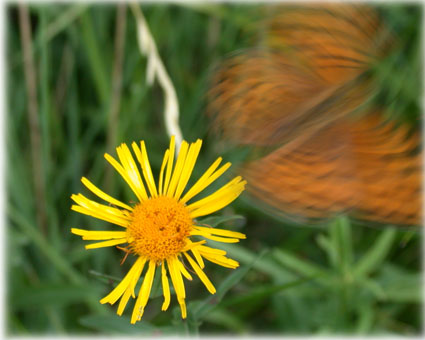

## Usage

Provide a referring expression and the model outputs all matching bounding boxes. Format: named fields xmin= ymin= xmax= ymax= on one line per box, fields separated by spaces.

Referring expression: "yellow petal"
xmin=191 ymin=247 xmax=205 ymax=269
xmin=201 ymin=252 xmax=239 ymax=269
xmin=177 ymin=259 xmax=193 ymax=281
xmin=71 ymin=194 xmax=131 ymax=227
xmin=163 ymin=136 xmax=176 ymax=194
xmin=81 ymin=177 xmax=133 ymax=211
xmin=71 ymin=228 xmax=127 ymax=241
xmin=190 ymin=230 xmax=241 ymax=243
xmin=104 ymin=150 xmax=148 ymax=202
xmin=100 ymin=257 xmax=146 ymax=305
xmin=131 ymin=260 xmax=156 ymax=324
xmin=117 ymin=258 xmax=146 ymax=315
xmin=116 ymin=144 xmax=149 ymax=199
xmin=85 ymin=238 xmax=127 ymax=249
xmin=167 ymin=256 xmax=186 ymax=299
xmin=71 ymin=205 xmax=129 ymax=228
xmin=166 ymin=141 xmax=189 ymax=197
xmin=194 ymin=226 xmax=246 ymax=239
xmin=198 ymin=245 xmax=227 ymax=256
xmin=181 ymin=157 xmax=223 ymax=203
xmin=174 ymin=139 xmax=202 ymax=200
xmin=141 ymin=141 xmax=159 ymax=197
xmin=117 ymin=289 xmax=132 ymax=316
xmin=187 ymin=176 xmax=244 ymax=211
xmin=189 ymin=180 xmax=246 ymax=218
xmin=178 ymin=296 xmax=187 ymax=319
xmin=132 ymin=141 xmax=158 ymax=198
xmin=180 ymin=158 xmax=231 ymax=204
xmin=161 ymin=264 xmax=171 ymax=311
xmin=184 ymin=252 xmax=216 ymax=294
xmin=181 ymin=240 xmax=206 ymax=252
xmin=158 ymin=149 xmax=169 ymax=196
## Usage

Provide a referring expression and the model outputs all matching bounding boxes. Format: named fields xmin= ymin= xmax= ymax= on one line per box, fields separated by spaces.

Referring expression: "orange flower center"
xmin=127 ymin=196 xmax=193 ymax=262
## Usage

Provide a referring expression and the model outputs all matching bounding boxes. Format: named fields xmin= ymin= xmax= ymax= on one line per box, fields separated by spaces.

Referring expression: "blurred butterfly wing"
xmin=208 ymin=50 xmax=326 ymax=146
xmin=273 ymin=73 xmax=374 ymax=152
xmin=350 ymin=114 xmax=421 ymax=225
xmin=242 ymin=114 xmax=422 ymax=226
xmin=207 ymin=4 xmax=420 ymax=226
xmin=267 ymin=3 xmax=393 ymax=85
xmin=241 ymin=120 xmax=360 ymax=224
xmin=208 ymin=50 xmax=374 ymax=147
xmin=208 ymin=4 xmax=390 ymax=147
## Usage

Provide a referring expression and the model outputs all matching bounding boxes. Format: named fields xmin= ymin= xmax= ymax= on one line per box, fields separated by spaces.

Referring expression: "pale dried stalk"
xmin=130 ymin=3 xmax=183 ymax=150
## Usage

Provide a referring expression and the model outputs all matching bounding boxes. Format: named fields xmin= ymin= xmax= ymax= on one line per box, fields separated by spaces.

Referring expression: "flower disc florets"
xmin=127 ymin=196 xmax=193 ymax=262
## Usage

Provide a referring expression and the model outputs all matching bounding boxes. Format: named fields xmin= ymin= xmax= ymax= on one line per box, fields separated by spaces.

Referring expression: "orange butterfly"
xmin=208 ymin=4 xmax=421 ymax=226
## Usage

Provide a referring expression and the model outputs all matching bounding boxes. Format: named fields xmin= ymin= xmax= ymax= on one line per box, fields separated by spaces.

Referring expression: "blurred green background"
xmin=6 ymin=3 xmax=422 ymax=336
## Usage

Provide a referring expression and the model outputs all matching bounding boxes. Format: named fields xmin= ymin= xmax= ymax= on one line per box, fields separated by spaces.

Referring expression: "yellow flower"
xmin=71 ymin=136 xmax=246 ymax=324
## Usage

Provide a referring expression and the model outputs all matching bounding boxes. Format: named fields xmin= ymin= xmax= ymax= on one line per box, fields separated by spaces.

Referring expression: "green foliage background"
xmin=6 ymin=3 xmax=422 ymax=336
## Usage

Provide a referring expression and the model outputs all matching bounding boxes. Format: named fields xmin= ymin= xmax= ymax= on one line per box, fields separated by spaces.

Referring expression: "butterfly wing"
xmin=241 ymin=114 xmax=421 ymax=226
xmin=350 ymin=114 xmax=421 ymax=225
xmin=208 ymin=4 xmax=389 ymax=147
xmin=266 ymin=3 xmax=392 ymax=85
xmin=207 ymin=4 xmax=420 ymax=226
xmin=241 ymin=120 xmax=360 ymax=223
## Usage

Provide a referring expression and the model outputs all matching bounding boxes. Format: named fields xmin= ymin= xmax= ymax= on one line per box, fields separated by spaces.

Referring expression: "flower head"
xmin=71 ymin=137 xmax=246 ymax=323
